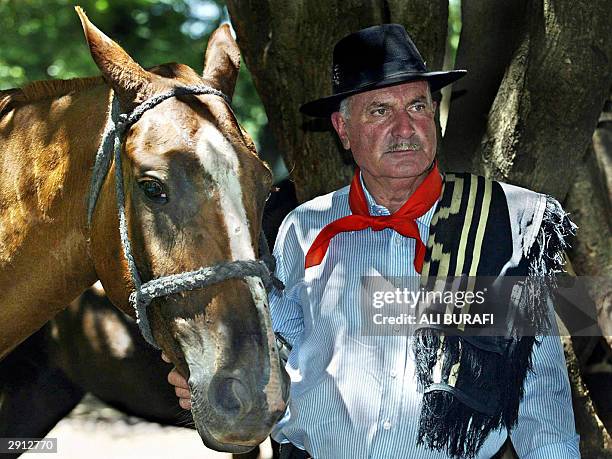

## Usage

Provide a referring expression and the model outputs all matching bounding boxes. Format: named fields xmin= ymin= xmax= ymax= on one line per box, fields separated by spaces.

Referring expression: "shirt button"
xmin=390 ymin=370 xmax=397 ymax=378
xmin=395 ymin=238 xmax=402 ymax=246
xmin=383 ymin=420 xmax=392 ymax=430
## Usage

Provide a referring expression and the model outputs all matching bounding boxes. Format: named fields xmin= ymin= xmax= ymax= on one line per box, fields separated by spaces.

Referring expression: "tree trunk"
xmin=565 ymin=145 xmax=612 ymax=337
xmin=475 ymin=0 xmax=612 ymax=199
xmin=441 ymin=0 xmax=528 ymax=173
xmin=564 ymin=91 xmax=612 ymax=451
xmin=591 ymin=95 xmax=612 ymax=350
xmin=462 ymin=0 xmax=612 ymax=452
xmin=565 ymin=91 xmax=612 ymax=338
xmin=227 ymin=0 xmax=447 ymax=202
xmin=564 ymin=335 xmax=612 ymax=457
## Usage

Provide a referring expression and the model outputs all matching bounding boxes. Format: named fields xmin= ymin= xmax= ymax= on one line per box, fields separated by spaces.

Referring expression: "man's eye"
xmin=138 ymin=179 xmax=168 ymax=204
xmin=371 ymin=107 xmax=387 ymax=116
xmin=412 ymin=103 xmax=426 ymax=112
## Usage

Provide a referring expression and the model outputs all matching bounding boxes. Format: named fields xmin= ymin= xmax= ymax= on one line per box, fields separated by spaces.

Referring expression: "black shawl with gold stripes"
xmin=413 ymin=172 xmax=576 ymax=458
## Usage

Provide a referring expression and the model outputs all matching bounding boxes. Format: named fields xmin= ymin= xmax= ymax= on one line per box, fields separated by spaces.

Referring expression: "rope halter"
xmin=87 ymin=85 xmax=283 ymax=349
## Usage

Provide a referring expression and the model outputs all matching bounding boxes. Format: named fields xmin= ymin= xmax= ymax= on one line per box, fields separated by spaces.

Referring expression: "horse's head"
xmin=77 ymin=9 xmax=288 ymax=452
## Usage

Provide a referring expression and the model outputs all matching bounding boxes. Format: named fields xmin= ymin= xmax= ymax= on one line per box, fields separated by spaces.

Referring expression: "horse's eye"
xmin=138 ymin=179 xmax=168 ymax=204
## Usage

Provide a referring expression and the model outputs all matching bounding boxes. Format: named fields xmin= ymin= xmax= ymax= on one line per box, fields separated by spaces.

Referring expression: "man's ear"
xmin=331 ymin=112 xmax=350 ymax=150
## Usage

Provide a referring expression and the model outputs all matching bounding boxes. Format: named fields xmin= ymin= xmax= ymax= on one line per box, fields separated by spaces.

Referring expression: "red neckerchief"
xmin=304 ymin=161 xmax=442 ymax=273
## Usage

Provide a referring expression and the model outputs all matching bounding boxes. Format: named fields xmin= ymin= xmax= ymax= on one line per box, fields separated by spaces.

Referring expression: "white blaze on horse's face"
xmin=194 ymin=121 xmax=285 ymax=409
xmin=196 ymin=123 xmax=255 ymax=258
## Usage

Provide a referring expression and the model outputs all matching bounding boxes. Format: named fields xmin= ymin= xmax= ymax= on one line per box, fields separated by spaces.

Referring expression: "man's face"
xmin=331 ymin=80 xmax=437 ymax=180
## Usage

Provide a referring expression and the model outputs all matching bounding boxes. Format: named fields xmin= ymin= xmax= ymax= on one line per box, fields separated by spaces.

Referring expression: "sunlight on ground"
xmin=39 ymin=394 xmax=272 ymax=459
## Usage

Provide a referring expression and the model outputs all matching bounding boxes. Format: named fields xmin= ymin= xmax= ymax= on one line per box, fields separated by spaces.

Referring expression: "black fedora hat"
xmin=300 ymin=24 xmax=467 ymax=118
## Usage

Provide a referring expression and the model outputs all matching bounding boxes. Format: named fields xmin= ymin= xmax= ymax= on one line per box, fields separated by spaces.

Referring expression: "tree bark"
xmin=593 ymin=96 xmax=612 ymax=207
xmin=227 ymin=0 xmax=447 ymax=202
xmin=564 ymin=335 xmax=612 ymax=457
xmin=591 ymin=95 xmax=612 ymax=345
xmin=565 ymin=92 xmax=612 ymax=337
xmin=565 ymin=143 xmax=612 ymax=338
xmin=475 ymin=0 xmax=612 ymax=199
xmin=441 ymin=0 xmax=528 ymax=173
xmin=563 ymin=92 xmax=612 ymax=449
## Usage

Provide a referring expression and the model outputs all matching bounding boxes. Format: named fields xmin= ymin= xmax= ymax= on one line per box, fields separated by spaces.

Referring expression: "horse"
xmin=0 ymin=8 xmax=288 ymax=453
xmin=0 ymin=179 xmax=297 ymax=458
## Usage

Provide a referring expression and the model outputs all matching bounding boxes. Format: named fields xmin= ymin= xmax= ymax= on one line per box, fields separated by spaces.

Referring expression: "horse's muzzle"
xmin=188 ymin=367 xmax=287 ymax=452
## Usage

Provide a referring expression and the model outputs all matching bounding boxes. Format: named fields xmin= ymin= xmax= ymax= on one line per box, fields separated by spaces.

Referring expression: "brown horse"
xmin=0 ymin=8 xmax=288 ymax=453
xmin=0 ymin=179 xmax=297 ymax=457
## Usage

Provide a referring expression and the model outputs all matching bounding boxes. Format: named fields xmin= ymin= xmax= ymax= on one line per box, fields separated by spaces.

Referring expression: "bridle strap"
xmin=87 ymin=85 xmax=283 ymax=349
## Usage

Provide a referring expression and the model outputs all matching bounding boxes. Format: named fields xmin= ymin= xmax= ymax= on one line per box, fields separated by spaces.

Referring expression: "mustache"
xmin=384 ymin=138 xmax=422 ymax=153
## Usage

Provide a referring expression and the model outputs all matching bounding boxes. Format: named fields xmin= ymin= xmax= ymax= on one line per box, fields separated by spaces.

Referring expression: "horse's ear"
xmin=75 ymin=6 xmax=151 ymax=109
xmin=202 ymin=24 xmax=240 ymax=100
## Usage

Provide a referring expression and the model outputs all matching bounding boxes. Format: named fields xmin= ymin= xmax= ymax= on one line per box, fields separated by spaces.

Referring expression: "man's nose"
xmin=391 ymin=110 xmax=415 ymax=138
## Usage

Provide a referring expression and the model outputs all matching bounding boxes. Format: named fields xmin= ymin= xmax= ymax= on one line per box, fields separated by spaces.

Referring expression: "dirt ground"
xmin=33 ymin=394 xmax=273 ymax=459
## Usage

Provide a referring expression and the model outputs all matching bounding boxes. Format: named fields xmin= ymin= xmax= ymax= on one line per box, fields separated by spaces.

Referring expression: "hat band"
xmin=334 ymin=58 xmax=428 ymax=94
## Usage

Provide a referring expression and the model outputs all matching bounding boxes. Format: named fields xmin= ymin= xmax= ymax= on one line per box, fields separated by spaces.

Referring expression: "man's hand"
xmin=162 ymin=352 xmax=192 ymax=410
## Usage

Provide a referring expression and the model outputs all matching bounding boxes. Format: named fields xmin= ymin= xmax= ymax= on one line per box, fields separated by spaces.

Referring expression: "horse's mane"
xmin=0 ymin=76 xmax=104 ymax=118
xmin=0 ymin=63 xmax=202 ymax=120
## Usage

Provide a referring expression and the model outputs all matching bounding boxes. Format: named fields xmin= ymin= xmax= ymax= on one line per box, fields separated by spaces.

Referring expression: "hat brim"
xmin=299 ymin=69 xmax=467 ymax=118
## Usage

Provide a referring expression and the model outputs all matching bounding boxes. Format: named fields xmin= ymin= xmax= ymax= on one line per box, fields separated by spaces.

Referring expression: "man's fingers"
xmin=167 ymin=368 xmax=190 ymax=390
xmin=179 ymin=398 xmax=192 ymax=410
xmin=167 ymin=367 xmax=192 ymax=410
xmin=175 ymin=387 xmax=191 ymax=399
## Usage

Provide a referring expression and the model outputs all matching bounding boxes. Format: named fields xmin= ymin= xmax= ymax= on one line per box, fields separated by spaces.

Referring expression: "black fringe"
xmin=413 ymin=328 xmax=441 ymax=391
xmin=417 ymin=391 xmax=501 ymax=458
xmin=499 ymin=336 xmax=537 ymax=429
xmin=528 ymin=196 xmax=577 ymax=276
xmin=413 ymin=331 xmax=538 ymax=458
xmin=517 ymin=196 xmax=577 ymax=335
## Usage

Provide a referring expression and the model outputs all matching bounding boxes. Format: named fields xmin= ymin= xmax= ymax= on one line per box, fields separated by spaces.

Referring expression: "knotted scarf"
xmin=305 ymin=162 xmax=442 ymax=273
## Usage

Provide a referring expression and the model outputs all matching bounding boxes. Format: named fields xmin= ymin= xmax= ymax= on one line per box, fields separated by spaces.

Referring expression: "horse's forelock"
xmin=147 ymin=63 xmax=204 ymax=86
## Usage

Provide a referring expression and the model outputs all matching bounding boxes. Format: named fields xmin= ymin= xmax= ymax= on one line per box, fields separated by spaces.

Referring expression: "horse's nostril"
xmin=209 ymin=376 xmax=252 ymax=417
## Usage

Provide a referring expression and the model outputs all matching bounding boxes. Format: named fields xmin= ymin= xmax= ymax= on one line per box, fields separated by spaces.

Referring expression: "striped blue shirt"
xmin=269 ymin=178 xmax=580 ymax=459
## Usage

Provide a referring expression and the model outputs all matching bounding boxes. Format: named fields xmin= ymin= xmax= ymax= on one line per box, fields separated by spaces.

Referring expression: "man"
xmin=167 ymin=24 xmax=580 ymax=458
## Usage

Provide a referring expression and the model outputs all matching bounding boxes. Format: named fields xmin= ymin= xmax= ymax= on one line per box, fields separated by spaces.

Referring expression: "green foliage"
xmin=0 ymin=0 xmax=268 ymax=144
xmin=447 ymin=0 xmax=461 ymax=67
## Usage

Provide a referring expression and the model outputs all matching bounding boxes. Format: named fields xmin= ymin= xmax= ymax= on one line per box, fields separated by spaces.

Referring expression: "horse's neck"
xmin=0 ymin=84 xmax=110 ymax=358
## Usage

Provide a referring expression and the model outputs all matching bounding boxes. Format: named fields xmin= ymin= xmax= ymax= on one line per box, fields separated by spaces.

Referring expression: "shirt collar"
xmin=359 ymin=171 xmax=440 ymax=223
